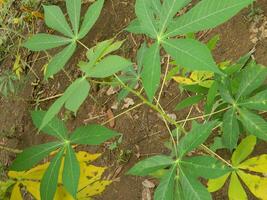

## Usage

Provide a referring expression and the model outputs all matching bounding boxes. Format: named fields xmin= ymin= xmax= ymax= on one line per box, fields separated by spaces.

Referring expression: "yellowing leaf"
xmin=173 ymin=71 xmax=214 ymax=88
xmin=8 ymin=151 xmax=111 ymax=200
xmin=207 ymin=173 xmax=230 ymax=192
xmin=10 ymin=183 xmax=23 ymax=200
xmin=12 ymin=55 xmax=23 ymax=79
xmin=228 ymin=172 xmax=247 ymax=200
xmin=8 ymin=163 xmax=48 ymax=180
xmin=231 ymin=135 xmax=256 ymax=166
xmin=23 ymin=181 xmax=40 ymax=199
xmin=76 ymin=151 xmax=101 ymax=162
xmin=238 ymin=154 xmax=267 ymax=174
xmin=238 ymin=170 xmax=267 ymax=199
xmin=54 ymin=186 xmax=73 ymax=200
xmin=173 ymin=76 xmax=195 ymax=85
xmin=77 ymin=180 xmax=112 ymax=199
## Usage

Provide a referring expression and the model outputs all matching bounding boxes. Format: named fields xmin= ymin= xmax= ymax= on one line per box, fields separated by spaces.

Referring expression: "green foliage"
xmin=24 ymin=0 xmax=105 ymax=79
xmin=128 ymin=121 xmax=230 ymax=200
xmin=208 ymin=61 xmax=267 ymax=149
xmin=127 ymin=0 xmax=254 ymax=101
xmin=10 ymin=110 xmax=118 ymax=200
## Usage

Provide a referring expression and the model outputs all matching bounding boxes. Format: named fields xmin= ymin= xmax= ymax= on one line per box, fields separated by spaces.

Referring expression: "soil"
xmin=0 ymin=0 xmax=267 ymax=200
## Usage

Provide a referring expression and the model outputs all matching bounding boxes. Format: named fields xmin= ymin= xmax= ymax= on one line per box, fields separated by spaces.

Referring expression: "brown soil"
xmin=1 ymin=0 xmax=267 ymax=200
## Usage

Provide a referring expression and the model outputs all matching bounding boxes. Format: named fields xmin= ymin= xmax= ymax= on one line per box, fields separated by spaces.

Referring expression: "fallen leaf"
xmin=107 ymin=109 xmax=115 ymax=128
xmin=122 ymin=98 xmax=134 ymax=109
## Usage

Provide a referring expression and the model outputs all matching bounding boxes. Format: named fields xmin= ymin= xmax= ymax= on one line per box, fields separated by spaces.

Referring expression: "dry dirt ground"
xmin=0 ymin=0 xmax=267 ymax=200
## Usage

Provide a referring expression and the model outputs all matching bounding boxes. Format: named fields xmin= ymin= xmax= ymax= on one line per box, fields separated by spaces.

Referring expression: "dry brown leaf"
xmin=107 ymin=109 xmax=115 ymax=128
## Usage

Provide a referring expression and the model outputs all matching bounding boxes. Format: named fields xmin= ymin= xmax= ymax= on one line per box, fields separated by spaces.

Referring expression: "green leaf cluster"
xmin=24 ymin=0 xmax=105 ymax=79
xmin=128 ymin=121 xmax=231 ymax=200
xmin=127 ymin=0 xmax=254 ymax=101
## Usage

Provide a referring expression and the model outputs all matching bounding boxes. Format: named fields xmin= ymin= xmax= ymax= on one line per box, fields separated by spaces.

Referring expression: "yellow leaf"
xmin=190 ymin=71 xmax=213 ymax=82
xmin=54 ymin=186 xmax=73 ymax=200
xmin=77 ymin=180 xmax=112 ymax=199
xmin=23 ymin=181 xmax=40 ymax=199
xmin=173 ymin=76 xmax=195 ymax=85
xmin=12 ymin=55 xmax=23 ymax=79
xmin=228 ymin=172 xmax=247 ymax=200
xmin=8 ymin=152 xmax=111 ymax=200
xmin=76 ymin=151 xmax=101 ymax=162
xmin=238 ymin=170 xmax=267 ymax=200
xmin=238 ymin=154 xmax=267 ymax=174
xmin=10 ymin=183 xmax=23 ymax=200
xmin=8 ymin=171 xmax=25 ymax=179
xmin=8 ymin=163 xmax=48 ymax=180
xmin=207 ymin=173 xmax=230 ymax=192
xmin=231 ymin=135 xmax=257 ymax=166
xmin=79 ymin=164 xmax=106 ymax=189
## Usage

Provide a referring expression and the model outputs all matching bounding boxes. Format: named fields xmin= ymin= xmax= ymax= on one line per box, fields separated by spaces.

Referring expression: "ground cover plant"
xmin=0 ymin=0 xmax=267 ymax=199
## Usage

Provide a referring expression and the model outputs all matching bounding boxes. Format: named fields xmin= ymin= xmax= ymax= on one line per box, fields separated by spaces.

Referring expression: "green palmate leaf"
xmin=78 ymin=0 xmax=104 ymax=39
xmin=40 ymin=147 xmax=64 ymax=200
xmin=10 ymin=142 xmax=63 ymax=171
xmin=238 ymin=108 xmax=267 ymax=141
xmin=159 ymin=0 xmax=191 ymax=34
xmin=65 ymin=78 xmax=90 ymax=113
xmin=70 ymin=124 xmax=119 ymax=145
xmin=236 ymin=63 xmax=267 ymax=100
xmin=45 ymin=42 xmax=77 ymax=79
xmin=135 ymin=0 xmax=158 ymax=38
xmin=126 ymin=19 xmax=146 ymax=35
xmin=24 ymin=34 xmax=71 ymax=51
xmin=222 ymin=108 xmax=240 ymax=151
xmin=31 ymin=110 xmax=68 ymax=140
xmin=181 ymin=156 xmax=230 ymax=179
xmin=207 ymin=35 xmax=220 ymax=51
xmin=162 ymin=39 xmax=223 ymax=74
xmin=231 ymin=135 xmax=256 ymax=166
xmin=150 ymin=0 xmax=161 ymax=16
xmin=207 ymin=173 xmax=230 ymax=192
xmin=154 ymin=165 xmax=176 ymax=200
xmin=165 ymin=0 xmax=254 ymax=37
xmin=178 ymin=121 xmax=217 ymax=157
xmin=82 ymin=55 xmax=132 ymax=78
xmin=205 ymin=82 xmax=218 ymax=113
xmin=141 ymin=43 xmax=161 ymax=102
xmin=240 ymin=90 xmax=267 ymax=111
xmin=228 ymin=172 xmax=247 ymax=200
xmin=175 ymin=95 xmax=205 ymax=111
xmin=179 ymin=167 xmax=212 ymax=200
xmin=43 ymin=5 xmax=73 ymax=38
xmin=218 ymin=77 xmax=234 ymax=104
xmin=63 ymin=145 xmax=80 ymax=198
xmin=66 ymin=0 xmax=81 ymax=35
xmin=127 ymin=155 xmax=174 ymax=176
xmin=41 ymin=77 xmax=89 ymax=129
xmin=137 ymin=42 xmax=148 ymax=70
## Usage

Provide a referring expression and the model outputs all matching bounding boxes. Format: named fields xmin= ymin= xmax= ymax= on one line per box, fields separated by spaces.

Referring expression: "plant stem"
xmin=175 ymin=106 xmax=231 ymax=124
xmin=101 ymin=102 xmax=144 ymax=126
xmin=201 ymin=144 xmax=233 ymax=167
xmin=156 ymin=56 xmax=170 ymax=106
xmin=77 ymin=40 xmax=90 ymax=51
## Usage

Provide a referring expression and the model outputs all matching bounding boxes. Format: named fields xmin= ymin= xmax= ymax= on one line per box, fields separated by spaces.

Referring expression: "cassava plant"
xmin=10 ymin=111 xmax=119 ymax=200
xmin=9 ymin=0 xmax=267 ymax=199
